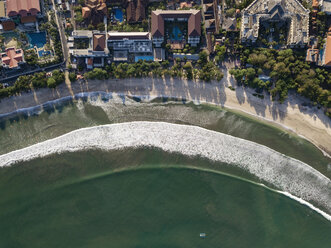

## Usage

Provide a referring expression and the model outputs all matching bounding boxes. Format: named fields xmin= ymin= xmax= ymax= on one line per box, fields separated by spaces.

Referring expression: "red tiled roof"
xmin=93 ymin=34 xmax=105 ymax=51
xmin=325 ymin=36 xmax=331 ymax=66
xmin=85 ymin=0 xmax=107 ymax=25
xmin=188 ymin=11 xmax=201 ymax=36
xmin=97 ymin=3 xmax=107 ymax=15
xmin=2 ymin=20 xmax=15 ymax=31
xmin=21 ymin=15 xmax=36 ymax=23
xmin=312 ymin=0 xmax=319 ymax=8
xmin=151 ymin=10 xmax=201 ymax=38
xmin=6 ymin=0 xmax=41 ymax=17
xmin=82 ymin=7 xmax=91 ymax=18
xmin=180 ymin=2 xmax=192 ymax=9
xmin=1 ymin=47 xmax=24 ymax=68
xmin=151 ymin=11 xmax=164 ymax=37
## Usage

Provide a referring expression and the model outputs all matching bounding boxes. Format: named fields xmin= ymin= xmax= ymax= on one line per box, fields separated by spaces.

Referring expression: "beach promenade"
xmin=0 ymin=74 xmax=331 ymax=156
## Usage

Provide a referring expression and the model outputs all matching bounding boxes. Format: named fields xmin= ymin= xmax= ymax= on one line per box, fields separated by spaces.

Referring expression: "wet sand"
xmin=0 ymin=75 xmax=330 ymax=156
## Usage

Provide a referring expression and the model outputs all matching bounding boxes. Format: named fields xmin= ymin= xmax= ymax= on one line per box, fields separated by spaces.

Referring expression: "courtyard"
xmin=258 ymin=21 xmax=290 ymax=47
xmin=165 ymin=21 xmax=187 ymax=50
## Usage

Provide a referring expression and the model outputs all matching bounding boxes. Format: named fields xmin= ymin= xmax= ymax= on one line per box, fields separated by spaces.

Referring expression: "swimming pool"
xmin=114 ymin=9 xmax=123 ymax=22
xmin=27 ymin=32 xmax=46 ymax=48
xmin=135 ymin=55 xmax=154 ymax=62
xmin=171 ymin=26 xmax=182 ymax=41
xmin=38 ymin=50 xmax=51 ymax=57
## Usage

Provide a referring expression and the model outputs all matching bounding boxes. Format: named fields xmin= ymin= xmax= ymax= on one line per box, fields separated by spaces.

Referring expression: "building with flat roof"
xmin=240 ymin=0 xmax=310 ymax=47
xmin=69 ymin=30 xmax=109 ymax=69
xmin=1 ymin=47 xmax=24 ymax=69
xmin=108 ymin=32 xmax=153 ymax=62
xmin=321 ymin=0 xmax=331 ymax=14
xmin=151 ymin=9 xmax=201 ymax=47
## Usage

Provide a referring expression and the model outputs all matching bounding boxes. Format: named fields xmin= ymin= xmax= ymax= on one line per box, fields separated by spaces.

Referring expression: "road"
xmin=0 ymin=62 xmax=65 ymax=83
xmin=50 ymin=0 xmax=74 ymax=95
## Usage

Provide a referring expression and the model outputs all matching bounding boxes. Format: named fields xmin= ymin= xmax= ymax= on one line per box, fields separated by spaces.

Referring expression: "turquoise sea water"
xmin=0 ymin=149 xmax=330 ymax=248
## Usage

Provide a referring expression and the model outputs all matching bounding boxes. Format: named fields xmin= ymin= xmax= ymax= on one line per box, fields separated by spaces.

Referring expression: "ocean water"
xmin=0 ymin=149 xmax=330 ymax=248
xmin=0 ymin=95 xmax=330 ymax=247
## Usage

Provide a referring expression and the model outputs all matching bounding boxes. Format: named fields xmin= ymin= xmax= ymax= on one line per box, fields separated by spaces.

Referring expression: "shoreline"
xmin=0 ymin=76 xmax=331 ymax=156
xmin=1 ymin=122 xmax=330 ymax=219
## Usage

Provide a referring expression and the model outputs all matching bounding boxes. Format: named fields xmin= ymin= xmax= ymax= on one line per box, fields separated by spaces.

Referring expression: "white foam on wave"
xmin=277 ymin=191 xmax=331 ymax=221
xmin=0 ymin=122 xmax=330 ymax=219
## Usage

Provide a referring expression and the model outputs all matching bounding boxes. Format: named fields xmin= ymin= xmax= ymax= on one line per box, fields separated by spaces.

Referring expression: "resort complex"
xmin=69 ymin=30 xmax=109 ymax=69
xmin=108 ymin=32 xmax=153 ymax=62
xmin=240 ymin=0 xmax=310 ymax=47
xmin=0 ymin=0 xmax=330 ymax=115
xmin=151 ymin=9 xmax=201 ymax=47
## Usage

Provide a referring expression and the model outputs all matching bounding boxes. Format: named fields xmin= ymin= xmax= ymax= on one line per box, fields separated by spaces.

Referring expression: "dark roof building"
xmin=83 ymin=0 xmax=107 ymax=26
xmin=126 ymin=0 xmax=146 ymax=23
xmin=1 ymin=20 xmax=16 ymax=31
xmin=222 ymin=17 xmax=237 ymax=32
xmin=202 ymin=0 xmax=220 ymax=34
xmin=93 ymin=34 xmax=106 ymax=51
xmin=151 ymin=10 xmax=201 ymax=47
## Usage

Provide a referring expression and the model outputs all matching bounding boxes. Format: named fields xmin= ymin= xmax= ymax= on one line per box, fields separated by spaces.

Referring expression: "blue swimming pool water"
xmin=171 ymin=26 xmax=182 ymax=41
xmin=27 ymin=32 xmax=46 ymax=48
xmin=38 ymin=50 xmax=51 ymax=57
xmin=135 ymin=55 xmax=154 ymax=62
xmin=115 ymin=9 xmax=123 ymax=22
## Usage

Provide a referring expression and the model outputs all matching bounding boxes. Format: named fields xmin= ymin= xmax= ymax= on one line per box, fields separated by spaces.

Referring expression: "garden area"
xmin=230 ymin=48 xmax=331 ymax=116
xmin=258 ymin=21 xmax=290 ymax=48
xmin=84 ymin=51 xmax=224 ymax=82
xmin=0 ymin=69 xmax=66 ymax=99
xmin=74 ymin=38 xmax=90 ymax=49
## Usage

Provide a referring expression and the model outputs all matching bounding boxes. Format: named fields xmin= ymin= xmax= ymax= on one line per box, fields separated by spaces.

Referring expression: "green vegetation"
xmin=225 ymin=8 xmax=236 ymax=18
xmin=230 ymin=48 xmax=331 ymax=116
xmin=24 ymin=49 xmax=39 ymax=65
xmin=84 ymin=54 xmax=223 ymax=82
xmin=40 ymin=15 xmax=63 ymax=64
xmin=97 ymin=23 xmax=105 ymax=32
xmin=74 ymin=6 xmax=84 ymax=24
xmin=108 ymin=20 xmax=148 ymax=32
xmin=74 ymin=38 xmax=90 ymax=49
xmin=198 ymin=51 xmax=224 ymax=81
xmin=225 ymin=0 xmax=254 ymax=10
xmin=214 ymin=44 xmax=226 ymax=64
xmin=0 ymin=70 xmax=65 ymax=99
xmin=69 ymin=72 xmax=77 ymax=82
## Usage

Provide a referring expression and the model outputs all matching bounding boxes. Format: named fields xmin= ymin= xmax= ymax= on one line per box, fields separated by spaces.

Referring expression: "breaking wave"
xmin=0 ymin=122 xmax=330 ymax=219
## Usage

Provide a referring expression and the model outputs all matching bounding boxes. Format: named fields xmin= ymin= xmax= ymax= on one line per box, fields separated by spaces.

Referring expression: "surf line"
xmin=1 ymin=91 xmax=330 ymax=158
xmin=0 ymin=122 xmax=330 ymax=220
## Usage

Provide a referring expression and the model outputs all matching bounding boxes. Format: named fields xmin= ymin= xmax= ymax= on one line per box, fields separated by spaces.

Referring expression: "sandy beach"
xmin=0 ymin=73 xmax=330 ymax=156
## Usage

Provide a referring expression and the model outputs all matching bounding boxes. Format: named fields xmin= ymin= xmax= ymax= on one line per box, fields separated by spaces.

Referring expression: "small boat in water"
xmin=200 ymin=233 xmax=206 ymax=238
